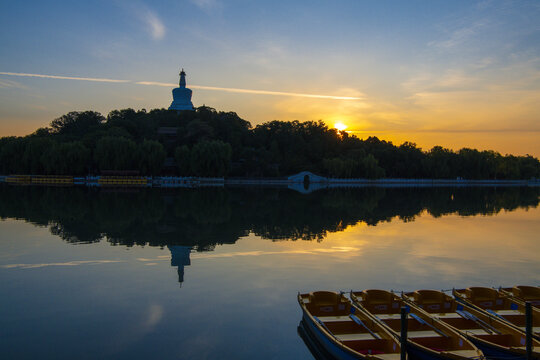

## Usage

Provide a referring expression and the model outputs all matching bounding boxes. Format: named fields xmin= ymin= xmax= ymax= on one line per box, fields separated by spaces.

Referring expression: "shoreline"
xmin=1 ymin=174 xmax=539 ymax=192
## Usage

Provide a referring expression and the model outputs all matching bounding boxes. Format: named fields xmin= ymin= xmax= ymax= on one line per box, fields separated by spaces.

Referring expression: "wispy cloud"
xmin=429 ymin=19 xmax=489 ymax=50
xmin=142 ymin=11 xmax=165 ymax=40
xmin=124 ymin=2 xmax=166 ymax=40
xmin=190 ymin=0 xmax=219 ymax=10
xmin=0 ymin=71 xmax=129 ymax=83
xmin=0 ymin=71 xmax=363 ymax=100
xmin=1 ymin=260 xmax=124 ymax=269
xmin=0 ymin=78 xmax=26 ymax=89
xmin=191 ymin=246 xmax=359 ymax=259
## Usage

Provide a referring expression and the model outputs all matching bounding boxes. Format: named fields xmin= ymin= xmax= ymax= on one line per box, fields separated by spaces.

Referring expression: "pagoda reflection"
xmin=168 ymin=245 xmax=192 ymax=285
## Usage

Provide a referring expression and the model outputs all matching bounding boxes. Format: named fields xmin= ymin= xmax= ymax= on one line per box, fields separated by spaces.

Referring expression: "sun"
xmin=334 ymin=122 xmax=347 ymax=131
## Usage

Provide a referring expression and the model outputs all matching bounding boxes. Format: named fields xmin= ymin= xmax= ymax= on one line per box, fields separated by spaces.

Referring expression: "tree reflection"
xmin=1 ymin=184 xmax=538 ymax=284
xmin=1 ymin=184 xmax=538 ymax=248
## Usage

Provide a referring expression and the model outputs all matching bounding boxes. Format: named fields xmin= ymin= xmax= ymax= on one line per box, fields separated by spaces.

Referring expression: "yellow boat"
xmin=351 ymin=289 xmax=485 ymax=360
xmin=499 ymin=286 xmax=540 ymax=309
xmin=453 ymin=287 xmax=540 ymax=340
xmin=298 ymin=291 xmax=402 ymax=360
xmin=403 ymin=289 xmax=540 ymax=360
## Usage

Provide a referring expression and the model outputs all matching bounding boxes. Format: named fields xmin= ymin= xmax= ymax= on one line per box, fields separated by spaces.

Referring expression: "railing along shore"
xmin=1 ymin=174 xmax=539 ymax=190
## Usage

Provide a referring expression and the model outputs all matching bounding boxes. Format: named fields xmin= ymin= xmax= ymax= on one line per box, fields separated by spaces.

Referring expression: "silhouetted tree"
xmin=1 ymin=106 xmax=539 ymax=178
xmin=175 ymin=145 xmax=191 ymax=175
xmin=138 ymin=140 xmax=166 ymax=175
xmin=190 ymin=140 xmax=232 ymax=177
xmin=94 ymin=136 xmax=137 ymax=171
xmin=50 ymin=111 xmax=105 ymax=138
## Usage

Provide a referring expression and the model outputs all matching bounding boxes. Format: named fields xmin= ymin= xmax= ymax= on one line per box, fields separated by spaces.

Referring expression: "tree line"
xmin=0 ymin=106 xmax=538 ymax=179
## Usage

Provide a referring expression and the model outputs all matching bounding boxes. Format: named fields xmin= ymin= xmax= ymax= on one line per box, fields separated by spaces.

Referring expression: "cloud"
xmin=190 ymin=0 xmax=219 ymax=10
xmin=0 ymin=71 xmax=128 ymax=83
xmin=0 ymin=71 xmax=363 ymax=100
xmin=191 ymin=246 xmax=359 ymax=259
xmin=402 ymin=69 xmax=480 ymax=94
xmin=144 ymin=304 xmax=163 ymax=328
xmin=1 ymin=260 xmax=125 ymax=269
xmin=143 ymin=11 xmax=165 ymax=40
xmin=123 ymin=2 xmax=166 ymax=40
xmin=0 ymin=78 xmax=26 ymax=89
xmin=429 ymin=20 xmax=489 ymax=50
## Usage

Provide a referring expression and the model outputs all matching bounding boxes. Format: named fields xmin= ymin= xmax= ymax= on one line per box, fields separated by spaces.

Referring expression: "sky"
xmin=1 ymin=0 xmax=539 ymax=156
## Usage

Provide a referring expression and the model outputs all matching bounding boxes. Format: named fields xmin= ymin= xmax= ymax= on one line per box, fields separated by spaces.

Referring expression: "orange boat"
xmin=499 ymin=286 xmax=540 ymax=309
xmin=453 ymin=287 xmax=540 ymax=340
xmin=298 ymin=291 xmax=402 ymax=360
xmin=350 ymin=289 xmax=484 ymax=360
xmin=403 ymin=289 xmax=540 ymax=360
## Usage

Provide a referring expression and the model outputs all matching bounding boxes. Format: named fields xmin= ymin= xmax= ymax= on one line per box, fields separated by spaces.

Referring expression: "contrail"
xmin=0 ymin=71 xmax=363 ymax=100
xmin=136 ymin=81 xmax=362 ymax=100
xmin=0 ymin=71 xmax=129 ymax=83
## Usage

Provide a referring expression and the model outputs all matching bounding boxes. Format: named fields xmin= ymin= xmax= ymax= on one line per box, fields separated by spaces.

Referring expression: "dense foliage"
xmin=0 ymin=107 xmax=539 ymax=178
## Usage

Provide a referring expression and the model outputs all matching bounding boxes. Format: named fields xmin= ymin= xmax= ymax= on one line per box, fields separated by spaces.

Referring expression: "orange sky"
xmin=1 ymin=1 xmax=539 ymax=157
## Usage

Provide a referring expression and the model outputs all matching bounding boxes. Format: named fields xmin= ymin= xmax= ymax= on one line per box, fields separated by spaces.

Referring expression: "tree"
xmin=0 ymin=137 xmax=28 ymax=174
xmin=50 ymin=111 xmax=105 ymax=137
xmin=361 ymin=154 xmax=385 ymax=179
xmin=175 ymin=145 xmax=191 ymax=175
xmin=61 ymin=142 xmax=91 ymax=175
xmin=138 ymin=140 xmax=166 ymax=175
xmin=94 ymin=136 xmax=137 ymax=171
xmin=190 ymin=140 xmax=232 ymax=177
xmin=23 ymin=137 xmax=54 ymax=174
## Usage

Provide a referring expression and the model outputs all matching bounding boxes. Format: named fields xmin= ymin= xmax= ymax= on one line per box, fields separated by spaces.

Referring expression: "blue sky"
xmin=1 ymin=0 xmax=539 ymax=155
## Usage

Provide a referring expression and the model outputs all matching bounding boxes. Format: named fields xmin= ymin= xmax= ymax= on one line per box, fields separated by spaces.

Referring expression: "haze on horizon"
xmin=1 ymin=0 xmax=539 ymax=157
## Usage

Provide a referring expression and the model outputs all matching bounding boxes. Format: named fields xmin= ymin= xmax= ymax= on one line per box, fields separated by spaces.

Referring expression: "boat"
xmin=499 ymin=286 xmax=540 ymax=309
xmin=403 ymin=289 xmax=540 ymax=360
xmin=453 ymin=287 xmax=540 ymax=340
xmin=350 ymin=289 xmax=485 ymax=360
xmin=299 ymin=319 xmax=338 ymax=360
xmin=298 ymin=291 xmax=402 ymax=360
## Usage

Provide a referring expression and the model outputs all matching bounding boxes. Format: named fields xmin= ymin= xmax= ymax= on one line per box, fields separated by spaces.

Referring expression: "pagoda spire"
xmin=179 ymin=68 xmax=186 ymax=88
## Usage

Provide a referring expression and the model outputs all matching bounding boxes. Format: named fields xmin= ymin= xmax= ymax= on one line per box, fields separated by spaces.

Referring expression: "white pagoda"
xmin=169 ymin=69 xmax=195 ymax=111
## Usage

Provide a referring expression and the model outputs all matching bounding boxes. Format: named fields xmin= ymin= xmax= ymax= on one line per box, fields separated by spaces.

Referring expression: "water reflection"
xmin=169 ymin=245 xmax=191 ymax=284
xmin=1 ymin=184 xmax=539 ymax=360
xmin=1 ymin=185 xmax=538 ymax=245
xmin=1 ymin=184 xmax=538 ymax=285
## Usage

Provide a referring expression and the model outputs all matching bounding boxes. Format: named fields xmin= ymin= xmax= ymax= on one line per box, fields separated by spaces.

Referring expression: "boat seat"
xmin=376 ymin=314 xmax=402 ymax=320
xmin=462 ymin=328 xmax=490 ymax=335
xmin=445 ymin=350 xmax=480 ymax=358
xmin=363 ymin=289 xmax=394 ymax=305
xmin=336 ymin=333 xmax=377 ymax=341
xmin=414 ymin=290 xmax=446 ymax=304
xmin=317 ymin=315 xmax=353 ymax=322
xmin=374 ymin=354 xmax=401 ymax=360
xmin=467 ymin=287 xmax=499 ymax=302
xmin=495 ymin=310 xmax=522 ymax=315
xmin=407 ymin=330 xmax=444 ymax=338
xmin=434 ymin=313 xmax=461 ymax=319
xmin=517 ymin=326 xmax=540 ymax=333
xmin=412 ymin=290 xmax=454 ymax=312
xmin=310 ymin=291 xmax=341 ymax=306
xmin=513 ymin=286 xmax=540 ymax=301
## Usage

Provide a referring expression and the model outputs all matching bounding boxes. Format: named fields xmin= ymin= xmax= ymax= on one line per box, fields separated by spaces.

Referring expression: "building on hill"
xmin=169 ymin=69 xmax=195 ymax=112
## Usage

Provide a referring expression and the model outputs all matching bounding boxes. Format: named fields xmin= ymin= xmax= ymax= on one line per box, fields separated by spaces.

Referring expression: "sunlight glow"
xmin=334 ymin=122 xmax=347 ymax=131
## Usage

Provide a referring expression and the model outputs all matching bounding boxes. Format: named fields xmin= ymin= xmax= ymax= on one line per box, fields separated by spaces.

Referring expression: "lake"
xmin=1 ymin=185 xmax=539 ymax=359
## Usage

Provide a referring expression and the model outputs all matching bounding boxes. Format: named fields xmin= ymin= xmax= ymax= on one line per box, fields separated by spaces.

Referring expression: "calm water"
xmin=1 ymin=185 xmax=539 ymax=359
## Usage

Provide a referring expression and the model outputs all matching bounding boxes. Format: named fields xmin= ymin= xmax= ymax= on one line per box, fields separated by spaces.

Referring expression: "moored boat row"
xmin=453 ymin=287 xmax=540 ymax=340
xmin=298 ymin=286 xmax=540 ymax=360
